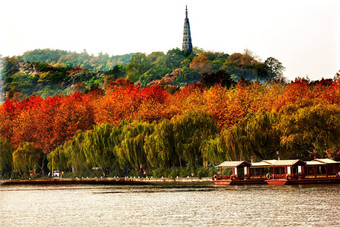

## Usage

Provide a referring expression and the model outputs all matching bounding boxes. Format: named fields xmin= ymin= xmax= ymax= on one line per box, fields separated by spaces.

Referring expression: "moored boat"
xmin=213 ymin=158 xmax=340 ymax=185
xmin=264 ymin=158 xmax=340 ymax=185
xmin=264 ymin=159 xmax=306 ymax=185
xmin=212 ymin=161 xmax=267 ymax=185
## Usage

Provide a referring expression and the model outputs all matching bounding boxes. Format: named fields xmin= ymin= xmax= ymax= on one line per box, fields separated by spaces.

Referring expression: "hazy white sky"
xmin=1 ymin=0 xmax=339 ymax=81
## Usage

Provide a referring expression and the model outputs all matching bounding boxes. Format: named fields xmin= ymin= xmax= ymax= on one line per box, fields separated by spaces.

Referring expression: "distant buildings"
xmin=182 ymin=6 xmax=192 ymax=55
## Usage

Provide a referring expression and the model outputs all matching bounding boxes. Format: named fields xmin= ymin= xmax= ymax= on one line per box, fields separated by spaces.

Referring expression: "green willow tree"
xmin=47 ymin=145 xmax=69 ymax=172
xmin=116 ymin=120 xmax=155 ymax=169
xmin=48 ymin=131 xmax=92 ymax=173
xmin=0 ymin=138 xmax=14 ymax=175
xmin=12 ymin=142 xmax=40 ymax=174
xmin=63 ymin=132 xmax=91 ymax=173
xmin=85 ymin=123 xmax=121 ymax=175
xmin=144 ymin=120 xmax=177 ymax=168
xmin=172 ymin=110 xmax=220 ymax=167
xmin=144 ymin=111 xmax=222 ymax=168
xmin=199 ymin=136 xmax=225 ymax=167
xmin=278 ymin=103 xmax=340 ymax=158
xmin=223 ymin=110 xmax=281 ymax=161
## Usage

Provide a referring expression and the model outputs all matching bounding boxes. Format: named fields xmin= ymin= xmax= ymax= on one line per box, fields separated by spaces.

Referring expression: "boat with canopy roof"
xmin=212 ymin=159 xmax=340 ymax=185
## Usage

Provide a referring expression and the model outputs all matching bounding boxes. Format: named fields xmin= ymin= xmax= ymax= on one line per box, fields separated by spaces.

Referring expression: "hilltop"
xmin=1 ymin=48 xmax=284 ymax=101
xmin=20 ymin=49 xmax=135 ymax=72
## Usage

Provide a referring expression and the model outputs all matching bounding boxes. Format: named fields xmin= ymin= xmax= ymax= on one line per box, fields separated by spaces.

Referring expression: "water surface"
xmin=1 ymin=184 xmax=339 ymax=226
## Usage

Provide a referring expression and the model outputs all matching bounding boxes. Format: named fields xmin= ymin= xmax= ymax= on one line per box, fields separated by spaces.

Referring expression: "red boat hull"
xmin=265 ymin=179 xmax=287 ymax=185
xmin=266 ymin=177 xmax=340 ymax=185
xmin=214 ymin=177 xmax=340 ymax=185
xmin=213 ymin=179 xmax=266 ymax=185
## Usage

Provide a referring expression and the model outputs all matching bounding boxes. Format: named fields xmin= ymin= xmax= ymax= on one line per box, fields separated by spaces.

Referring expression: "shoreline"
xmin=0 ymin=177 xmax=212 ymax=186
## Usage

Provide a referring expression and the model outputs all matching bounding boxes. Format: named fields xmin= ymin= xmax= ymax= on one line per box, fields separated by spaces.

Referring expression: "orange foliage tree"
xmin=95 ymin=83 xmax=169 ymax=124
xmin=190 ymin=53 xmax=213 ymax=75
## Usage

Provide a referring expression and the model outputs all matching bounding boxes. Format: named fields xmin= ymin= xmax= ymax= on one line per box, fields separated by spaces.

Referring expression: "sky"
xmin=1 ymin=0 xmax=339 ymax=81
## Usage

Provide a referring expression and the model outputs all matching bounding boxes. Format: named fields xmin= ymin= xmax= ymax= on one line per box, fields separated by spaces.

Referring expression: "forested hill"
xmin=21 ymin=49 xmax=135 ymax=72
xmin=1 ymin=47 xmax=286 ymax=101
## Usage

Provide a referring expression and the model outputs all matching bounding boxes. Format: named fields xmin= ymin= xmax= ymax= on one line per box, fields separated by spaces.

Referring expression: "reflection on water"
xmin=1 ymin=184 xmax=340 ymax=226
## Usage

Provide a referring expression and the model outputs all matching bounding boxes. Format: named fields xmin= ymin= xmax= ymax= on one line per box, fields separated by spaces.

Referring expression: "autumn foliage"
xmin=1 ymin=77 xmax=340 ymax=175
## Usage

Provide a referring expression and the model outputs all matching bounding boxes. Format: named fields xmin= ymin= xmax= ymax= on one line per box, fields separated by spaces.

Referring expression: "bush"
xmin=208 ymin=167 xmax=218 ymax=177
xmin=152 ymin=168 xmax=167 ymax=178
xmin=62 ymin=172 xmax=74 ymax=179
xmin=179 ymin=167 xmax=192 ymax=177
xmin=168 ymin=168 xmax=180 ymax=179
xmin=0 ymin=172 xmax=11 ymax=179
xmin=196 ymin=167 xmax=209 ymax=178
xmin=71 ymin=169 xmax=102 ymax=178
xmin=128 ymin=169 xmax=139 ymax=177
xmin=107 ymin=170 xmax=122 ymax=177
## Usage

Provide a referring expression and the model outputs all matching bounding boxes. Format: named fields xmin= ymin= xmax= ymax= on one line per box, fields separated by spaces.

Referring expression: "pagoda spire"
xmin=185 ymin=5 xmax=188 ymax=18
xmin=182 ymin=5 xmax=192 ymax=55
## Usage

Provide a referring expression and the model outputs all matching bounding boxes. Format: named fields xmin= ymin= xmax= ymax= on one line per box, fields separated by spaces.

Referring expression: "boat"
xmin=249 ymin=160 xmax=274 ymax=180
xmin=265 ymin=159 xmax=340 ymax=185
xmin=264 ymin=159 xmax=306 ymax=185
xmin=213 ymin=159 xmax=340 ymax=185
xmin=212 ymin=161 xmax=267 ymax=185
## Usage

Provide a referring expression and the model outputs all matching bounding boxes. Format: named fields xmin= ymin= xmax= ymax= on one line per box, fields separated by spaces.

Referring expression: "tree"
xmin=223 ymin=50 xmax=265 ymax=81
xmin=264 ymin=57 xmax=285 ymax=80
xmin=103 ymin=64 xmax=127 ymax=84
xmin=210 ymin=53 xmax=230 ymax=71
xmin=204 ymin=82 xmax=253 ymax=128
xmin=52 ymin=93 xmax=94 ymax=148
xmin=47 ymin=145 xmax=69 ymax=172
xmin=13 ymin=142 xmax=40 ymax=174
xmin=200 ymin=136 xmax=225 ymax=166
xmin=115 ymin=120 xmax=155 ymax=169
xmin=190 ymin=53 xmax=213 ymax=75
xmin=147 ymin=51 xmax=165 ymax=63
xmin=144 ymin=120 xmax=177 ymax=168
xmin=174 ymin=67 xmax=201 ymax=86
xmin=85 ymin=123 xmax=120 ymax=176
xmin=127 ymin=53 xmax=151 ymax=82
xmin=171 ymin=110 xmax=220 ymax=167
xmin=61 ymin=132 xmax=92 ymax=173
xmin=163 ymin=48 xmax=186 ymax=70
xmin=223 ymin=110 xmax=281 ymax=161
xmin=0 ymin=138 xmax=14 ymax=176
xmin=105 ymin=78 xmax=134 ymax=93
xmin=201 ymin=70 xmax=234 ymax=88
xmin=1 ymin=57 xmax=19 ymax=83
xmin=278 ymin=103 xmax=340 ymax=158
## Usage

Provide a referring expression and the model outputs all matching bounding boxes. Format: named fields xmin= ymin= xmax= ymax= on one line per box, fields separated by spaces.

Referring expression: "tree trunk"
xmin=40 ymin=153 xmax=47 ymax=176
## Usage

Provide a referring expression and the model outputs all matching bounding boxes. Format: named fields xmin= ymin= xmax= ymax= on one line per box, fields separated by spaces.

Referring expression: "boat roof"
xmin=251 ymin=161 xmax=271 ymax=167
xmin=314 ymin=158 xmax=338 ymax=164
xmin=217 ymin=161 xmax=251 ymax=167
xmin=306 ymin=160 xmax=325 ymax=166
xmin=271 ymin=159 xmax=306 ymax=166
xmin=262 ymin=160 xmax=278 ymax=165
xmin=217 ymin=159 xmax=337 ymax=167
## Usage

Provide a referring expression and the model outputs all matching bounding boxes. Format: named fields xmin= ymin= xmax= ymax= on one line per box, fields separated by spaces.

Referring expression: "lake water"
xmin=1 ymin=183 xmax=339 ymax=226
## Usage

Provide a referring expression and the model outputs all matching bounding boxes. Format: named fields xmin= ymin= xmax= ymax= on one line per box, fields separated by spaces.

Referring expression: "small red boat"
xmin=212 ymin=161 xmax=267 ymax=185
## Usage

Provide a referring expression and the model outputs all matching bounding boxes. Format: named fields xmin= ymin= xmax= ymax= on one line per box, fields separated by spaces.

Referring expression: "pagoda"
xmin=182 ymin=6 xmax=193 ymax=55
